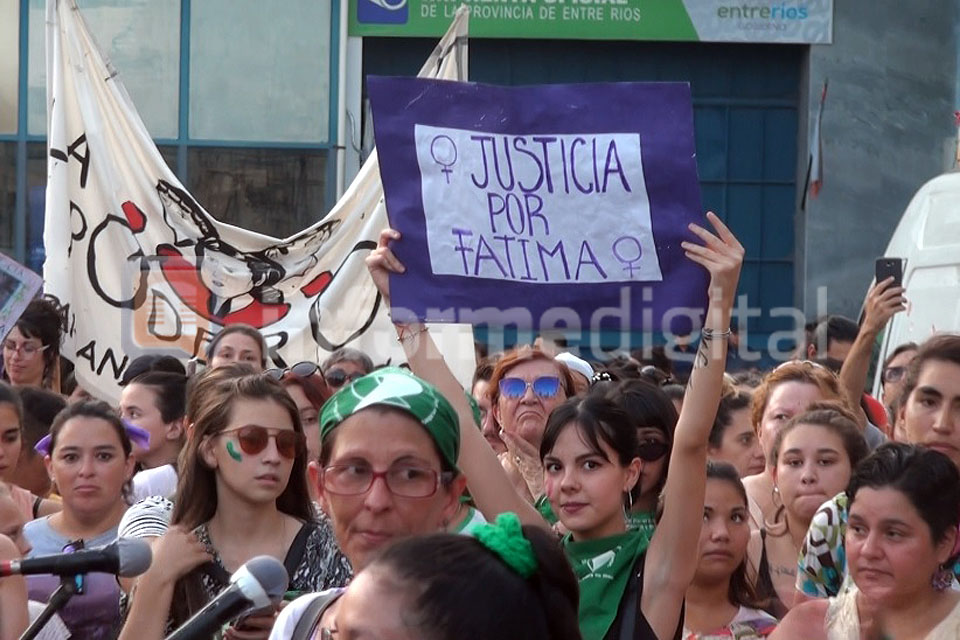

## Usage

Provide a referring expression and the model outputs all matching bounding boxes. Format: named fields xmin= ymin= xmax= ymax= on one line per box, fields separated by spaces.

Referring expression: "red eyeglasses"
xmin=218 ymin=425 xmax=305 ymax=459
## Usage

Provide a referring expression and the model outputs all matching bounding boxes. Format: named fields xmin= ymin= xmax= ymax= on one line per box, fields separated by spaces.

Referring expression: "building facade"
xmin=1 ymin=0 xmax=956 ymax=358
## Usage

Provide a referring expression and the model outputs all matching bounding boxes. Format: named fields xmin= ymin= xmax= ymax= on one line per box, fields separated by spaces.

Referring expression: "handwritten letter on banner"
xmin=370 ymin=78 xmax=708 ymax=333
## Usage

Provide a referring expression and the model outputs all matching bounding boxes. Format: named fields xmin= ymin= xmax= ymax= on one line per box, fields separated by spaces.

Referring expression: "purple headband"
xmin=35 ymin=419 xmax=151 ymax=456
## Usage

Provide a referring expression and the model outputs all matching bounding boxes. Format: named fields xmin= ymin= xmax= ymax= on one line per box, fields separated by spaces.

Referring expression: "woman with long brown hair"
xmin=120 ymin=370 xmax=346 ymax=640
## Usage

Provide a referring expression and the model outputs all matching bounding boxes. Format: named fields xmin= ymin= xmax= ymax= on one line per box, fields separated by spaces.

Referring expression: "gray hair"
xmin=321 ymin=347 xmax=374 ymax=374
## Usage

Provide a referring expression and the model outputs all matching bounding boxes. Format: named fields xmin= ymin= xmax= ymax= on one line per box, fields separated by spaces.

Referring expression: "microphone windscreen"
xmin=116 ymin=538 xmax=153 ymax=577
xmin=242 ymin=556 xmax=289 ymax=602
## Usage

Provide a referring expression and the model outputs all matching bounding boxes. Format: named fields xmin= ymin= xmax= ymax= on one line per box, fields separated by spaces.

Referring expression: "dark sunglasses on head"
xmin=326 ymin=368 xmax=366 ymax=388
xmin=266 ymin=362 xmax=331 ymax=407
xmin=499 ymin=376 xmax=562 ymax=399
xmin=220 ymin=425 xmax=305 ymax=459
xmin=266 ymin=361 xmax=320 ymax=381
xmin=638 ymin=440 xmax=669 ymax=462
xmin=882 ymin=366 xmax=906 ymax=383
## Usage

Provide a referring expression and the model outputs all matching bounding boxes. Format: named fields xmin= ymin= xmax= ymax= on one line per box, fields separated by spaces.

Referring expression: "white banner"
xmin=43 ymin=0 xmax=474 ymax=402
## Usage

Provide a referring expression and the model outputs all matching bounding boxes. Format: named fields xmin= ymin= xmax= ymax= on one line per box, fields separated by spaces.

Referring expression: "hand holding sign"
xmin=366 ymin=228 xmax=406 ymax=309
xmin=370 ymin=78 xmax=708 ymax=332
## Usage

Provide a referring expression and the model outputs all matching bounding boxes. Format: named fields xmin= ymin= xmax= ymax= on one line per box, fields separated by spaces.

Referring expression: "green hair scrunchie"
xmin=473 ymin=512 xmax=538 ymax=578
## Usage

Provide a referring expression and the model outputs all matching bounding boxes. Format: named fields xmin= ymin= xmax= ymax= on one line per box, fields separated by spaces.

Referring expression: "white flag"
xmin=43 ymin=0 xmax=474 ymax=402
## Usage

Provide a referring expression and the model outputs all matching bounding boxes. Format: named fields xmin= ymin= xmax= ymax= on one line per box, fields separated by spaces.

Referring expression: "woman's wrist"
xmin=395 ymin=322 xmax=428 ymax=344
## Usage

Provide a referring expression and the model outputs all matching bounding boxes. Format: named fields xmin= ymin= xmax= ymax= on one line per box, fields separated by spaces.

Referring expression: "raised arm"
xmin=838 ymin=277 xmax=905 ymax=429
xmin=366 ymin=229 xmax=550 ymax=531
xmin=641 ymin=212 xmax=743 ymax=639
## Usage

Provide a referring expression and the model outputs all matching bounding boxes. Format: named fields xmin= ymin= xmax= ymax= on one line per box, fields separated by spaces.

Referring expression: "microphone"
xmin=165 ymin=555 xmax=289 ymax=640
xmin=0 ymin=538 xmax=152 ymax=578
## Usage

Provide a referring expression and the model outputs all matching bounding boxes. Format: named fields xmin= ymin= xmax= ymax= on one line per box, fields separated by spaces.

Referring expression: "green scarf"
xmin=319 ymin=367 xmax=460 ymax=470
xmin=564 ymin=529 xmax=651 ymax=640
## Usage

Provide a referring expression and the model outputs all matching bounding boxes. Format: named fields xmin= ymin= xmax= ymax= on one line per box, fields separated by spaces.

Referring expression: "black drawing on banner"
xmin=68 ymin=202 xmax=88 ymax=257
xmin=49 ymin=134 xmax=90 ymax=189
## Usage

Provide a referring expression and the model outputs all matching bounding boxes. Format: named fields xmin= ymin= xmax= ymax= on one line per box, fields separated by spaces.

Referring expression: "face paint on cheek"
xmin=543 ymin=475 xmax=559 ymax=500
xmin=226 ymin=441 xmax=243 ymax=462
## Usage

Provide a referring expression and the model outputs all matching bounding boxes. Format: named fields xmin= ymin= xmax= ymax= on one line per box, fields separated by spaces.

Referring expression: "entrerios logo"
xmin=716 ymin=3 xmax=810 ymax=20
xmin=357 ymin=0 xmax=409 ymax=25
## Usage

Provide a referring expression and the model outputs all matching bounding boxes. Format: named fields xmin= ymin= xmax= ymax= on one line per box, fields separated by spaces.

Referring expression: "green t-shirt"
xmin=563 ymin=529 xmax=651 ymax=640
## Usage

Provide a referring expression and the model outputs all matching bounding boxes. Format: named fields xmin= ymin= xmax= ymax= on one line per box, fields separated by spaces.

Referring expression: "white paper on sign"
xmin=415 ymin=125 xmax=664 ymax=285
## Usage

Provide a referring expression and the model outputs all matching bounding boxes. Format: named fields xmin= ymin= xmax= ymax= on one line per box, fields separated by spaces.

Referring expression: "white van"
xmin=872 ymin=172 xmax=960 ymax=395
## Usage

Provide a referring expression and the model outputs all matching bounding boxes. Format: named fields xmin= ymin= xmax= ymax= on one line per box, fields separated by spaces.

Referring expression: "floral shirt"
xmin=682 ymin=606 xmax=778 ymax=639
xmin=796 ymin=492 xmax=850 ymax=597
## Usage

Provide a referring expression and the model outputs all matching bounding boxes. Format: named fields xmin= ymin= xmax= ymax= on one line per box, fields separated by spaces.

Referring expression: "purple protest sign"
xmin=369 ymin=77 xmax=708 ymax=333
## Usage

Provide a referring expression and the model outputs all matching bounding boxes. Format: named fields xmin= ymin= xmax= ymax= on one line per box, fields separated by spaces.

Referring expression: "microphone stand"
xmin=19 ymin=574 xmax=82 ymax=640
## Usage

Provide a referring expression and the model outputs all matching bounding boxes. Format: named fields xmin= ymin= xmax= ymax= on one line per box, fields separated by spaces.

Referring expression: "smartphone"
xmin=875 ymin=257 xmax=904 ymax=288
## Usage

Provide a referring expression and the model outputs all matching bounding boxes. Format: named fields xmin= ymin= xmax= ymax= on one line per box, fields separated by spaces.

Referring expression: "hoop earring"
xmin=772 ymin=484 xmax=782 ymax=509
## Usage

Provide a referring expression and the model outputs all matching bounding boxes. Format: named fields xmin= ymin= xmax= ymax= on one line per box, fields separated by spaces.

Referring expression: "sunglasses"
xmin=638 ymin=440 xmax=669 ymax=462
xmin=219 ymin=425 xmax=305 ymax=459
xmin=266 ymin=361 xmax=320 ymax=381
xmin=266 ymin=362 xmax=331 ymax=406
xmin=499 ymin=376 xmax=562 ymax=399
xmin=325 ymin=368 xmax=366 ymax=388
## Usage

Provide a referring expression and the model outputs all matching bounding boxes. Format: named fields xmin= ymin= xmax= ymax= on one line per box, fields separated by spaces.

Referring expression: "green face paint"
xmin=226 ymin=441 xmax=243 ymax=462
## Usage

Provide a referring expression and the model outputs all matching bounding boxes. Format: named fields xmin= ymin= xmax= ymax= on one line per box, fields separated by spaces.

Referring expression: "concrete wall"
xmin=801 ymin=0 xmax=959 ymax=319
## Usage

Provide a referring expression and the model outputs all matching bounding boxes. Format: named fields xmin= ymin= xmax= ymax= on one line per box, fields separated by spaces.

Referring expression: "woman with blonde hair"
xmin=742 ymin=362 xmax=852 ymax=528
xmin=487 ymin=345 xmax=577 ymax=503
xmin=755 ymin=403 xmax=868 ymax=614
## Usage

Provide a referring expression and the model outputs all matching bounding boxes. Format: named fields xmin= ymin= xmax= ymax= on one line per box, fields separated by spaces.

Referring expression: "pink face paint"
xmin=543 ymin=475 xmax=559 ymax=501
xmin=226 ymin=441 xmax=243 ymax=462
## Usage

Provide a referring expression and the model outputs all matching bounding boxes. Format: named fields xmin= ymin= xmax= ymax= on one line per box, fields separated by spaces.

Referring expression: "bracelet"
xmin=396 ymin=323 xmax=428 ymax=344
xmin=701 ymin=327 xmax=732 ymax=340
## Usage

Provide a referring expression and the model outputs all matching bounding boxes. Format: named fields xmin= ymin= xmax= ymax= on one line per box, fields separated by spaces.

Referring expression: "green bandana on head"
xmin=320 ymin=367 xmax=460 ymax=470
xmin=465 ymin=392 xmax=482 ymax=428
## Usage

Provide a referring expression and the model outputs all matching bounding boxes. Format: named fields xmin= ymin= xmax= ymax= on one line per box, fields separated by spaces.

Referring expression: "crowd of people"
xmin=0 ymin=214 xmax=957 ymax=639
